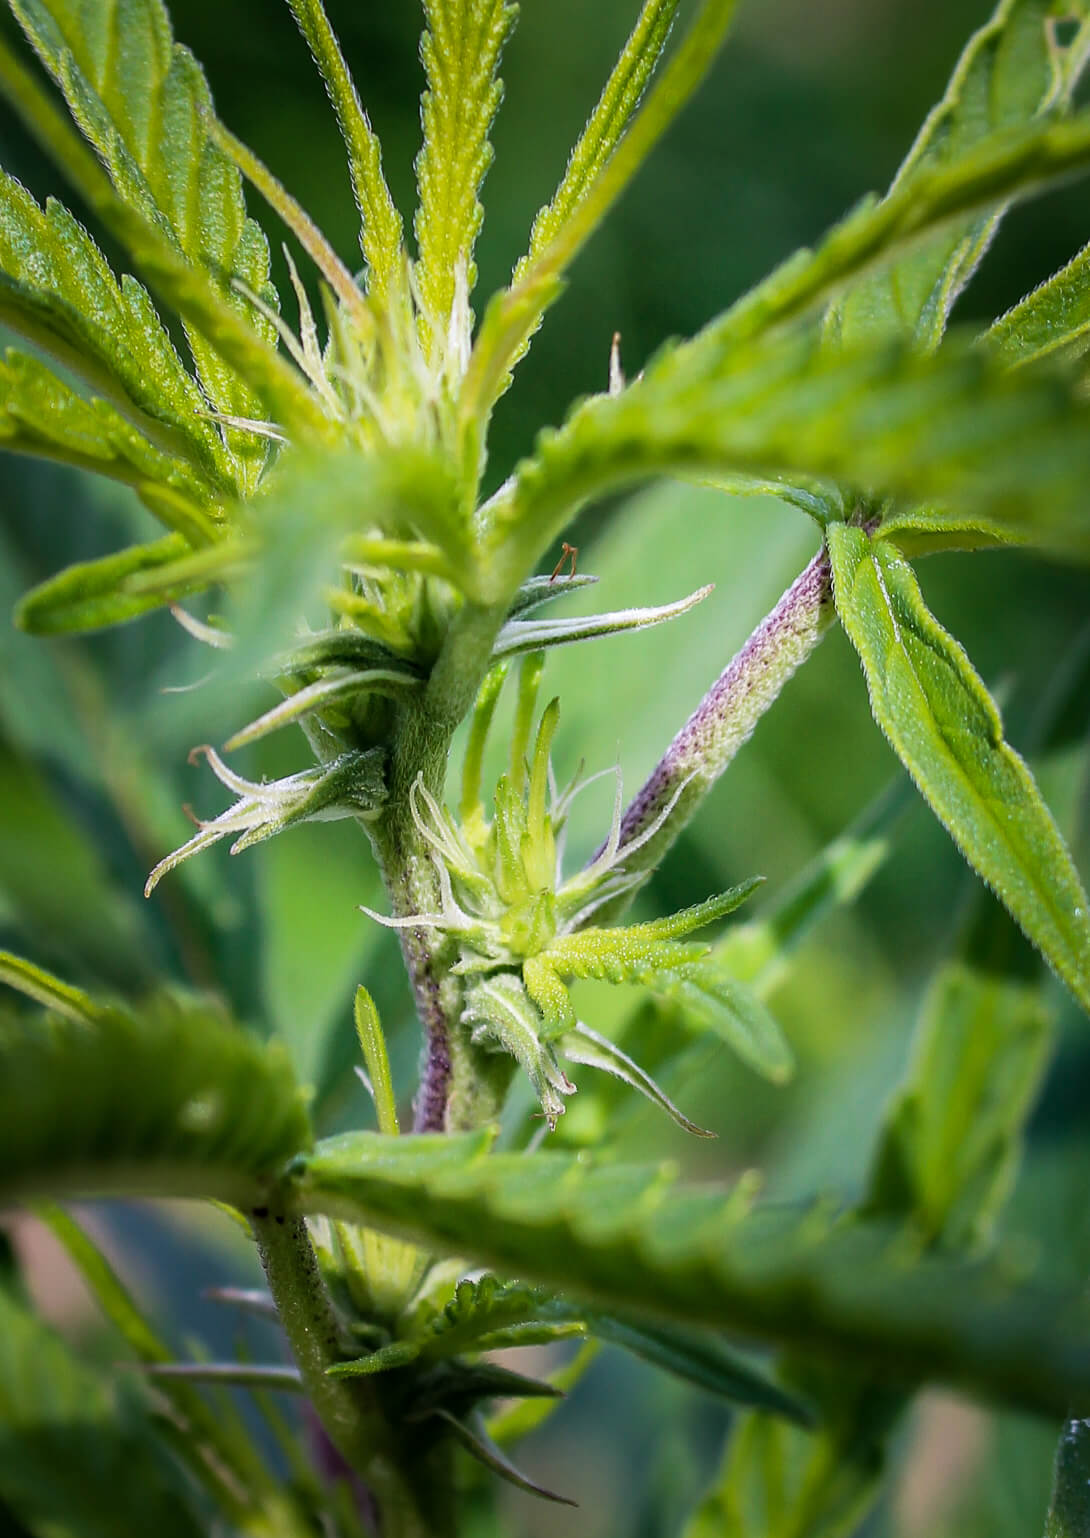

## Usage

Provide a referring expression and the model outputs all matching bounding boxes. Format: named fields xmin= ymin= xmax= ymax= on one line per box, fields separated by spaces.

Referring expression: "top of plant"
xmin=6 ymin=0 xmax=1090 ymax=647
xmin=2 ymin=0 xmax=1090 ymax=1126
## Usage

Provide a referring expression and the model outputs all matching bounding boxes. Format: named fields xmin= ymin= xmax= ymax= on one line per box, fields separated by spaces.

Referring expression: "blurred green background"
xmin=2 ymin=0 xmax=1090 ymax=1533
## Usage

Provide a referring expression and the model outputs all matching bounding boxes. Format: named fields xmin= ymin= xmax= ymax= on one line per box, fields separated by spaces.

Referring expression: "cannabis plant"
xmin=3 ymin=0 xmax=1090 ymax=1531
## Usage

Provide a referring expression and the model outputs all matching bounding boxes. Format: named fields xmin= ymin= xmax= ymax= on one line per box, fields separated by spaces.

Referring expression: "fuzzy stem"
xmin=251 ymin=1208 xmax=449 ymax=1537
xmin=607 ymin=544 xmax=834 ymax=879
xmin=369 ymin=598 xmax=512 ymax=1132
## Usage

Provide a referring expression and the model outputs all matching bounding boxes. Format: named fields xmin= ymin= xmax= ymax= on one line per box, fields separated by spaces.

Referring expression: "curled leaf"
xmin=561 ymin=1021 xmax=714 ymax=1137
xmin=145 ymin=745 xmax=386 ymax=895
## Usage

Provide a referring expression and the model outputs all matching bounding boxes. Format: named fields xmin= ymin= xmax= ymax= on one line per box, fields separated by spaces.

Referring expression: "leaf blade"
xmin=413 ymin=0 xmax=517 ymax=357
xmin=289 ymin=1132 xmax=1090 ymax=1419
xmin=828 ymin=524 xmax=1090 ymax=1016
xmin=0 ymin=977 xmax=312 ymax=1207
xmin=827 ymin=0 xmax=1090 ymax=351
xmin=9 ymin=0 xmax=279 ymax=466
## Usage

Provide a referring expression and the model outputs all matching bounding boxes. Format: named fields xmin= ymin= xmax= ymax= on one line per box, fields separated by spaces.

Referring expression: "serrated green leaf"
xmin=521 ymin=0 xmax=680 ymax=266
xmin=688 ymin=104 xmax=1090 ymax=367
xmin=877 ymin=501 xmax=1031 ymax=558
xmin=290 ymin=1132 xmax=1090 ymax=1418
xmin=696 ymin=655 xmax=1085 ymax=1538
xmin=477 ymin=0 xmax=682 ymax=391
xmin=828 ymin=524 xmax=1090 ymax=1016
xmin=0 ymin=172 xmax=233 ymax=490
xmin=8 ymin=0 xmax=280 ymax=473
xmin=488 ymin=328 xmax=1090 ymax=595
xmin=0 ymin=348 xmax=219 ymax=530
xmin=367 ymin=1273 xmax=804 ymax=1422
xmin=14 ymin=532 xmax=208 ymax=634
xmin=462 ymin=0 xmax=738 ymax=424
xmin=284 ymin=0 xmax=404 ymax=302
xmin=414 ymin=0 xmax=517 ymax=357
xmin=987 ymin=238 xmax=1090 ymax=370
xmin=0 ymin=31 xmax=325 ymax=446
xmin=0 ymin=1286 xmax=204 ymax=1538
xmin=826 ymin=0 xmax=1090 ymax=352
xmin=0 ymin=977 xmax=312 ymax=1206
xmin=571 ymin=779 xmax=907 ymax=1146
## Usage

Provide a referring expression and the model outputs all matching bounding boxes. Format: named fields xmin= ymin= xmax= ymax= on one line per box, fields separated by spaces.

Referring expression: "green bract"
xmin=0 ymin=0 xmax=1089 ymax=1532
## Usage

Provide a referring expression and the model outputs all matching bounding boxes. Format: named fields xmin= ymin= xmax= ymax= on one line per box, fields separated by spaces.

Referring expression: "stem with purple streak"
xmin=602 ymin=544 xmax=835 ymax=889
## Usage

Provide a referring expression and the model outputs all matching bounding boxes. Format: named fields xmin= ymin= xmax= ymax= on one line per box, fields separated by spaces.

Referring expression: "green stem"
xmin=251 ymin=1208 xmax=450 ymax=1537
xmin=1045 ymin=1415 xmax=1090 ymax=1537
xmin=368 ymin=598 xmax=513 ymax=1132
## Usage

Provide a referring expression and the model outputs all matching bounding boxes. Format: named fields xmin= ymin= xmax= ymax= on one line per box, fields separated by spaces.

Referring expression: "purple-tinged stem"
xmin=608 ymin=545 xmax=834 ymax=880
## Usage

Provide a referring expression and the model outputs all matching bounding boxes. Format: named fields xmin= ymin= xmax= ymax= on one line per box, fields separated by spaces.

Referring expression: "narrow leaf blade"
xmin=414 ymin=0 xmax=517 ymax=354
xmin=827 ymin=0 xmax=1090 ymax=351
xmin=828 ymin=524 xmax=1090 ymax=1015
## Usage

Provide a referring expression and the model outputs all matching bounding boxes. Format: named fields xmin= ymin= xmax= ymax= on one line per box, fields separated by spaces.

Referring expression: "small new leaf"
xmin=145 ymin=744 xmax=387 ymax=895
xmin=413 ymin=0 xmax=517 ymax=362
xmin=491 ymin=584 xmax=712 ymax=659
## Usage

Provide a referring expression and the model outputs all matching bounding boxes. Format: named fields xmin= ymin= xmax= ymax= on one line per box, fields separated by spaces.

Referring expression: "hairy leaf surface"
xmin=414 ymin=0 xmax=516 ymax=354
xmin=986 ymin=238 xmax=1090 ymax=369
xmin=827 ymin=0 xmax=1090 ymax=351
xmin=689 ymin=106 xmax=1090 ymax=364
xmin=14 ymin=533 xmax=210 ymax=633
xmin=284 ymin=0 xmax=403 ymax=299
xmin=0 ymin=973 xmax=311 ymax=1205
xmin=462 ymin=0 xmax=738 ymax=422
xmin=291 ymin=1132 xmax=1090 ymax=1418
xmin=0 ymin=348 xmax=217 ymax=531
xmin=491 ymin=329 xmax=1090 ymax=592
xmin=8 ymin=0 xmax=279 ymax=472
xmin=0 ymin=171 xmax=232 ymax=489
xmin=828 ymin=525 xmax=1090 ymax=1016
